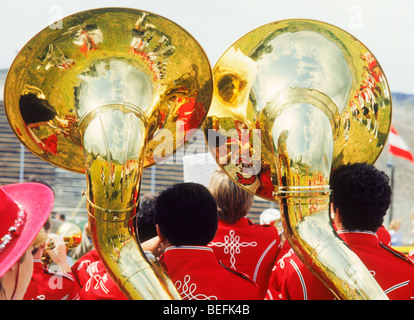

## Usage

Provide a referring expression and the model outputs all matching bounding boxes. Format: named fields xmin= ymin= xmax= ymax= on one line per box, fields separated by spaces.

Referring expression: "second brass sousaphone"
xmin=204 ymin=19 xmax=392 ymax=299
xmin=4 ymin=8 xmax=213 ymax=299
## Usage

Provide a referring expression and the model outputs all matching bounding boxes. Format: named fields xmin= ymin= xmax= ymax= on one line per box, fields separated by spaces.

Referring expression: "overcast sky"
xmin=0 ymin=0 xmax=413 ymax=94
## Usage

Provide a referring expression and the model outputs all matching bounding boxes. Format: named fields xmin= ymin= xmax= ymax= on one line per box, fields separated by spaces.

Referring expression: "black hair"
xmin=330 ymin=162 xmax=392 ymax=232
xmin=136 ymin=193 xmax=158 ymax=243
xmin=28 ymin=176 xmax=55 ymax=196
xmin=154 ymin=183 xmax=218 ymax=246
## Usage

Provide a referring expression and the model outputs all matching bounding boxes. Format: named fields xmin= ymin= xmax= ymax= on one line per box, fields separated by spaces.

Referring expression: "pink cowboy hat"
xmin=0 ymin=182 xmax=54 ymax=278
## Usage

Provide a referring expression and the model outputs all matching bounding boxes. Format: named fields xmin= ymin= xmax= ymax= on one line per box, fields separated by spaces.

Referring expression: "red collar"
xmin=218 ymin=217 xmax=252 ymax=228
xmin=161 ymin=246 xmax=215 ymax=261
xmin=337 ymin=230 xmax=380 ymax=246
xmin=33 ymin=259 xmax=45 ymax=270
xmin=164 ymin=245 xmax=214 ymax=253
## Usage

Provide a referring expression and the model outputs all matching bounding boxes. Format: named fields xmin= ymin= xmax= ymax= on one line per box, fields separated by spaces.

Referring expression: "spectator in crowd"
xmin=388 ymin=218 xmax=403 ymax=246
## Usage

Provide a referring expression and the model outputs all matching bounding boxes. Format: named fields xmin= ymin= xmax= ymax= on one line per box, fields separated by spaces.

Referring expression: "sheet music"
xmin=183 ymin=153 xmax=218 ymax=188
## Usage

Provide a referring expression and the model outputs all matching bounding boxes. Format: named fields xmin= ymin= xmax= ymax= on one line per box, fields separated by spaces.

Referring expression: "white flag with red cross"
xmin=388 ymin=125 xmax=414 ymax=164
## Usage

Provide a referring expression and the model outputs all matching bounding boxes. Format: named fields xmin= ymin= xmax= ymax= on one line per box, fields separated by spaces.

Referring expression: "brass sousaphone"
xmin=4 ymin=8 xmax=213 ymax=299
xmin=204 ymin=19 xmax=392 ymax=299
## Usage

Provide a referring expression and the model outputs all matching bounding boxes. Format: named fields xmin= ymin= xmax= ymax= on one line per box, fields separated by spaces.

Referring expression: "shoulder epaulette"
xmin=218 ymin=260 xmax=257 ymax=285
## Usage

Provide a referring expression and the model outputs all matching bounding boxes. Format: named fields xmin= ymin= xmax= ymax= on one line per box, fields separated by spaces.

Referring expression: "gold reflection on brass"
xmin=204 ymin=19 xmax=391 ymax=299
xmin=4 ymin=8 xmax=213 ymax=300
xmin=5 ymin=8 xmax=212 ymax=173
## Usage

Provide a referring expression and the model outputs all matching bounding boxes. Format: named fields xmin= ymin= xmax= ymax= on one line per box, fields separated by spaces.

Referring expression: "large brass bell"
xmin=204 ymin=19 xmax=391 ymax=299
xmin=4 ymin=8 xmax=213 ymax=300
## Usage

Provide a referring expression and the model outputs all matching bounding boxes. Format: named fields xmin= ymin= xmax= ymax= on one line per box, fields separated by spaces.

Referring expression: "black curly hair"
xmin=136 ymin=193 xmax=158 ymax=243
xmin=330 ymin=162 xmax=392 ymax=232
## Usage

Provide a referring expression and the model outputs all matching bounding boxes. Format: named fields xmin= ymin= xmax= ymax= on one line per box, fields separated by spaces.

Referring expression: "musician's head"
xmin=136 ymin=193 xmax=158 ymax=243
xmin=208 ymin=168 xmax=254 ymax=224
xmin=330 ymin=162 xmax=392 ymax=232
xmin=154 ymin=183 xmax=218 ymax=247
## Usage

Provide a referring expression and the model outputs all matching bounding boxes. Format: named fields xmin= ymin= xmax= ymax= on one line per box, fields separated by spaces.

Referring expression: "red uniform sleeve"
xmin=79 ymin=271 xmax=127 ymax=300
xmin=71 ymin=249 xmax=102 ymax=286
xmin=71 ymin=249 xmax=127 ymax=300
xmin=24 ymin=262 xmax=81 ymax=300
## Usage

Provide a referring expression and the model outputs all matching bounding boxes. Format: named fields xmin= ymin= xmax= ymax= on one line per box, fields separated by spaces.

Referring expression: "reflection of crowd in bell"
xmin=99 ymin=160 xmax=140 ymax=198
xmin=129 ymin=12 xmax=175 ymax=81
xmin=37 ymin=13 xmax=175 ymax=83
xmin=346 ymin=52 xmax=389 ymax=140
xmin=38 ymin=44 xmax=76 ymax=71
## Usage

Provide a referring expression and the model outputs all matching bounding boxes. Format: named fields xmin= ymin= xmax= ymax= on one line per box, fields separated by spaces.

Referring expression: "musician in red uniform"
xmin=154 ymin=182 xmax=260 ymax=300
xmin=71 ymin=249 xmax=127 ymax=300
xmin=260 ymin=208 xmax=291 ymax=300
xmin=23 ymin=234 xmax=80 ymax=300
xmin=0 ymin=183 xmax=55 ymax=300
xmin=271 ymin=163 xmax=414 ymax=300
xmin=207 ymin=169 xmax=280 ymax=299
xmin=70 ymin=193 xmax=158 ymax=300
xmin=23 ymin=220 xmax=80 ymax=300
xmin=267 ymin=224 xmax=391 ymax=300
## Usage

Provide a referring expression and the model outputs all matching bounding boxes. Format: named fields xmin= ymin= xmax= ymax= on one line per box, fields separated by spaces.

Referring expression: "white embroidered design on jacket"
xmin=209 ymin=230 xmax=257 ymax=268
xmin=175 ymin=275 xmax=217 ymax=300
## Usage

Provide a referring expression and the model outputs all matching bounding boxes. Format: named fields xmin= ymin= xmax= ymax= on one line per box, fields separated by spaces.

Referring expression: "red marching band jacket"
xmin=266 ymin=224 xmax=392 ymax=300
xmin=23 ymin=260 xmax=80 ymax=300
xmin=71 ymin=249 xmax=127 ymax=300
xmin=71 ymin=247 xmax=261 ymax=300
xmin=208 ymin=217 xmax=281 ymax=299
xmin=269 ymin=230 xmax=414 ymax=300
xmin=159 ymin=245 xmax=261 ymax=300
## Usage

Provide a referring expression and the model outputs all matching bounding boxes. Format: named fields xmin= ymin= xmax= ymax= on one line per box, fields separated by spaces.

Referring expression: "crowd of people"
xmin=1 ymin=162 xmax=414 ymax=300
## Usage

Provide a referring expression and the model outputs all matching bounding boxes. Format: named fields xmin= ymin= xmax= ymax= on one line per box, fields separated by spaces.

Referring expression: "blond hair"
xmin=208 ymin=169 xmax=254 ymax=224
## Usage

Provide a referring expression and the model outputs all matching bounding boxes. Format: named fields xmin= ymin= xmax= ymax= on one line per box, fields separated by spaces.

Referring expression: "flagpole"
xmin=387 ymin=149 xmax=394 ymax=225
